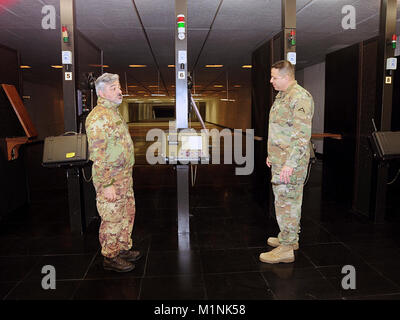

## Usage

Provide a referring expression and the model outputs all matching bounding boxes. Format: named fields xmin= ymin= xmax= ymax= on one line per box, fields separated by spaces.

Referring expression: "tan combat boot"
xmin=259 ymin=245 xmax=295 ymax=264
xmin=267 ymin=237 xmax=299 ymax=250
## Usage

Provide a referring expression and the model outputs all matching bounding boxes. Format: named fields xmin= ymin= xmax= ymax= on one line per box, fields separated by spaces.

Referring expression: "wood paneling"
xmin=1 ymin=84 xmax=37 ymax=138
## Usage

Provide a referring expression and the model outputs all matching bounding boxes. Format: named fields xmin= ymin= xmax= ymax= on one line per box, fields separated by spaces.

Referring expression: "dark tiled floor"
xmin=1 ymin=158 xmax=400 ymax=301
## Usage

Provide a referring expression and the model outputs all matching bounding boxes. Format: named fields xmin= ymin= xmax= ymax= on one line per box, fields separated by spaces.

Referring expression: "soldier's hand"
xmin=280 ymin=166 xmax=294 ymax=184
xmin=266 ymin=157 xmax=271 ymax=167
xmin=103 ymin=185 xmax=117 ymax=202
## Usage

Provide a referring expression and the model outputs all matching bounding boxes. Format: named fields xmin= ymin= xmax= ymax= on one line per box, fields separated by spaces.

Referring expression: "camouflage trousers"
xmin=94 ymin=170 xmax=135 ymax=258
xmin=271 ymin=164 xmax=307 ymax=245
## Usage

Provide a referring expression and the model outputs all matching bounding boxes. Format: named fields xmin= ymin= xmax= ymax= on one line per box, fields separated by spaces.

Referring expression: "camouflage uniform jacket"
xmin=267 ymin=80 xmax=314 ymax=169
xmin=85 ymin=97 xmax=134 ymax=188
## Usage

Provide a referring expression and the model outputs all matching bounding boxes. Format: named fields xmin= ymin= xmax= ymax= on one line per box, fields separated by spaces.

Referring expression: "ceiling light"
xmin=151 ymin=93 xmax=166 ymax=96
xmin=20 ymin=65 xmax=31 ymax=69
xmin=89 ymin=64 xmax=109 ymax=68
xmin=234 ymin=85 xmax=242 ymax=88
xmin=51 ymin=65 xmax=63 ymax=69
xmin=148 ymin=85 xmax=159 ymax=88
xmin=205 ymin=65 xmax=223 ymax=68
xmin=128 ymin=85 xmax=137 ymax=88
xmin=213 ymin=85 xmax=223 ymax=88
xmin=241 ymin=65 xmax=252 ymax=68
xmin=129 ymin=65 xmax=147 ymax=68
xmin=220 ymin=98 xmax=236 ymax=102
xmin=168 ymin=65 xmax=175 ymax=67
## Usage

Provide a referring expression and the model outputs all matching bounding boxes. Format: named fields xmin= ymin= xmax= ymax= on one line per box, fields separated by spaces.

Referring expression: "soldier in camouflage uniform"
xmin=259 ymin=61 xmax=314 ymax=264
xmin=86 ymin=73 xmax=142 ymax=272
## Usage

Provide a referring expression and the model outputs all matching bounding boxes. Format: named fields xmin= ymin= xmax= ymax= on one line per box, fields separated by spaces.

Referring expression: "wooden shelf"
xmin=0 ymin=137 xmax=29 ymax=160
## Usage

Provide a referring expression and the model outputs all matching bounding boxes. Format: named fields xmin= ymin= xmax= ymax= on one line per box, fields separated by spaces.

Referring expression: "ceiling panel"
xmin=212 ymin=0 xmax=280 ymax=30
xmin=0 ymin=0 xmax=398 ymax=92
xmin=76 ymin=0 xmax=140 ymax=29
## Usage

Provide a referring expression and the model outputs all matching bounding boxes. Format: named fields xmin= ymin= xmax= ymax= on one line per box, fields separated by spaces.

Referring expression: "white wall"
xmin=296 ymin=62 xmax=325 ymax=154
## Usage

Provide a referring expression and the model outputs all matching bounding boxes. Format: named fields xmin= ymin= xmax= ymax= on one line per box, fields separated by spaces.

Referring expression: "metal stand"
xmin=177 ymin=165 xmax=190 ymax=235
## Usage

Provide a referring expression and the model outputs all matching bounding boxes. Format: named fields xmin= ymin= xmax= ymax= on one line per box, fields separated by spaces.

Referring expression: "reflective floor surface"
xmin=1 ymin=152 xmax=400 ymax=300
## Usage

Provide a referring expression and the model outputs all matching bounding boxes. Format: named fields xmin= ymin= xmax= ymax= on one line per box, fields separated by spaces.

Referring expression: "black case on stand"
xmin=42 ymin=133 xmax=89 ymax=167
xmin=370 ymin=131 xmax=400 ymax=161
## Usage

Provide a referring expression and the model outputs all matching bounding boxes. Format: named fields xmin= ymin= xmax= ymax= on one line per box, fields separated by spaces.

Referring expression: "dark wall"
xmin=252 ymin=41 xmax=271 ymax=207
xmin=324 ymin=37 xmax=399 ymax=220
xmin=0 ymin=44 xmax=21 ymax=93
xmin=76 ymin=30 xmax=102 ymax=114
xmin=353 ymin=38 xmax=378 ymax=216
xmin=251 ymin=31 xmax=283 ymax=208
xmin=323 ymin=43 xmax=360 ymax=206
xmin=387 ymin=59 xmax=400 ymax=220
xmin=0 ymin=44 xmax=27 ymax=218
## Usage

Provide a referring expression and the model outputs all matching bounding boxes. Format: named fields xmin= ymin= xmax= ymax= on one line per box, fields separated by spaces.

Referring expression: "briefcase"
xmin=42 ymin=133 xmax=89 ymax=167
xmin=371 ymin=131 xmax=400 ymax=161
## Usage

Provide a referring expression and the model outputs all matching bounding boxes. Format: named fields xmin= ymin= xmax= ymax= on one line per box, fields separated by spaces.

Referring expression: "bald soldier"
xmin=86 ymin=73 xmax=142 ymax=272
xmin=260 ymin=60 xmax=314 ymax=264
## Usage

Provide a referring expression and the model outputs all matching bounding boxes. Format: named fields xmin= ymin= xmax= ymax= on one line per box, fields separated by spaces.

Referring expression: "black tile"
xmin=0 ymin=237 xmax=31 ymax=256
xmin=348 ymin=243 xmax=400 ymax=264
xmin=192 ymin=217 xmax=240 ymax=234
xmin=300 ymin=243 xmax=366 ymax=267
xmin=250 ymin=248 xmax=315 ymax=271
xmin=298 ymin=224 xmax=339 ymax=246
xmin=370 ymin=261 xmax=400 ymax=288
xmin=204 ymin=272 xmax=274 ymax=300
xmin=139 ymin=275 xmax=205 ymax=300
xmin=145 ymin=250 xmax=202 ymax=276
xmin=0 ymin=256 xmax=40 ymax=282
xmin=318 ymin=264 xmax=400 ymax=298
xmin=24 ymin=254 xmax=94 ymax=281
xmin=345 ymin=293 xmax=400 ymax=300
xmin=27 ymin=235 xmax=100 ymax=255
xmin=197 ymin=232 xmax=246 ymax=250
xmin=262 ymin=267 xmax=342 ymax=300
xmin=5 ymin=280 xmax=79 ymax=300
xmin=0 ymin=282 xmax=16 ymax=300
xmin=73 ymin=278 xmax=141 ymax=300
xmin=150 ymin=233 xmax=198 ymax=251
xmin=200 ymin=249 xmax=258 ymax=274
xmin=191 ymin=207 xmax=232 ymax=220
xmin=84 ymin=254 xmax=145 ymax=280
